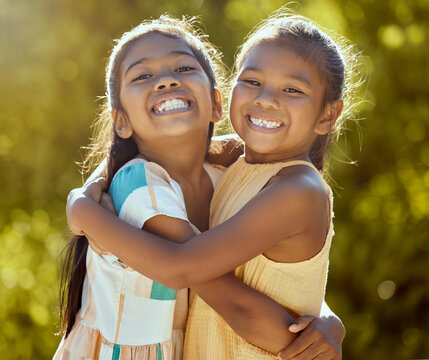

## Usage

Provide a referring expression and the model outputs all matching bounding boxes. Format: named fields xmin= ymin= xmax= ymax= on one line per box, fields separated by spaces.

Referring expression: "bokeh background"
xmin=1 ymin=0 xmax=428 ymax=358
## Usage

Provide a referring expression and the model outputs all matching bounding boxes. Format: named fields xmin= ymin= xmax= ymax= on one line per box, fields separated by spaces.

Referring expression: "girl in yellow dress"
xmin=64 ymin=10 xmax=356 ymax=359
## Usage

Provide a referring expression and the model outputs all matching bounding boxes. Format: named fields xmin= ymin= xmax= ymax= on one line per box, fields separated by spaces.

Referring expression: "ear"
xmin=211 ymin=89 xmax=223 ymax=123
xmin=112 ymin=110 xmax=133 ymax=139
xmin=314 ymin=100 xmax=343 ymax=135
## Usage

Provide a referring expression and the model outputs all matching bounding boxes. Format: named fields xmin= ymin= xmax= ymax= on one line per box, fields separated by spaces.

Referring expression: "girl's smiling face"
xmin=116 ymin=32 xmax=219 ymax=150
xmin=230 ymin=40 xmax=331 ymax=163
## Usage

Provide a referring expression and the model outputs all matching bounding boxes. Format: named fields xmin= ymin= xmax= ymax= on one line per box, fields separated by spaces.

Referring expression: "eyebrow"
xmin=124 ymin=50 xmax=196 ymax=78
xmin=241 ymin=67 xmax=312 ymax=87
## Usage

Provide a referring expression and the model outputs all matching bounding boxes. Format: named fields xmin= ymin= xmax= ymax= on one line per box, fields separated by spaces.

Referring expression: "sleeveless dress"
xmin=184 ymin=157 xmax=334 ymax=360
xmin=53 ymin=158 xmax=224 ymax=360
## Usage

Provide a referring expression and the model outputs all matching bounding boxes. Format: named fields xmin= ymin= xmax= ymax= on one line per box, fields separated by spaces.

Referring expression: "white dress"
xmin=53 ymin=158 xmax=224 ymax=360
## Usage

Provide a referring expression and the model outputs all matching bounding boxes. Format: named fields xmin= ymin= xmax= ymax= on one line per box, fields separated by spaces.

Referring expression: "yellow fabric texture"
xmin=184 ymin=157 xmax=334 ymax=359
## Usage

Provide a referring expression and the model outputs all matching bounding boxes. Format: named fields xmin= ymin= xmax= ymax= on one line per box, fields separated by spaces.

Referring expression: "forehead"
xmin=122 ymin=32 xmax=195 ymax=67
xmin=240 ymin=41 xmax=324 ymax=86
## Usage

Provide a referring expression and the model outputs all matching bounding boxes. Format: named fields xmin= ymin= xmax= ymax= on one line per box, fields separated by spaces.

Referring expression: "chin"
xmin=246 ymin=142 xmax=279 ymax=156
xmin=163 ymin=122 xmax=208 ymax=139
xmin=158 ymin=118 xmax=195 ymax=132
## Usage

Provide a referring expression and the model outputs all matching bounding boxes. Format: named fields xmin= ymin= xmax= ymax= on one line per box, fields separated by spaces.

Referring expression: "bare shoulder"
xmin=244 ymin=163 xmax=328 ymax=234
xmin=260 ymin=164 xmax=330 ymax=262
xmin=264 ymin=164 xmax=328 ymax=204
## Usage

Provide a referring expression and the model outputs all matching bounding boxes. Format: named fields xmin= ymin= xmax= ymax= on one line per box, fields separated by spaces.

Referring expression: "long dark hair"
xmin=234 ymin=9 xmax=362 ymax=172
xmin=59 ymin=15 xmax=226 ymax=337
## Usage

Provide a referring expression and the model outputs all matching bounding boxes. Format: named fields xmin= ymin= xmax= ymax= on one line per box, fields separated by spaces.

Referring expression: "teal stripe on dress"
xmin=109 ymin=162 xmax=147 ymax=214
xmin=112 ymin=344 xmax=120 ymax=360
xmin=157 ymin=343 xmax=162 ymax=360
xmin=150 ymin=281 xmax=177 ymax=300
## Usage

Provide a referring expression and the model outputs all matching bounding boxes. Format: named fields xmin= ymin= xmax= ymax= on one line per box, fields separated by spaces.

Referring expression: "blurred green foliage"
xmin=0 ymin=0 xmax=428 ymax=358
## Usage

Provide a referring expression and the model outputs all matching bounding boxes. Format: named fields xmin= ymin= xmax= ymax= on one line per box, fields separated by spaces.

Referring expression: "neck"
xmin=244 ymin=147 xmax=312 ymax=164
xmin=137 ymin=134 xmax=208 ymax=186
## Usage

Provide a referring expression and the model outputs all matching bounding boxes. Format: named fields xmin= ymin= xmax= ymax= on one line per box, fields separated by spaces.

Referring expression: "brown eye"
xmin=176 ymin=66 xmax=195 ymax=72
xmin=132 ymin=74 xmax=152 ymax=82
xmin=283 ymin=88 xmax=302 ymax=94
xmin=244 ymin=79 xmax=261 ymax=86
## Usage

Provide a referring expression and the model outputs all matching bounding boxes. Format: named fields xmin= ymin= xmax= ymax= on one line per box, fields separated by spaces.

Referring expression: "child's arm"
xmin=191 ymin=275 xmax=297 ymax=353
xmin=71 ymin=178 xmax=342 ymax=355
xmin=80 ymin=170 xmax=298 ymax=353
xmin=137 ymin=206 xmax=298 ymax=353
xmin=68 ymin=172 xmax=325 ymax=289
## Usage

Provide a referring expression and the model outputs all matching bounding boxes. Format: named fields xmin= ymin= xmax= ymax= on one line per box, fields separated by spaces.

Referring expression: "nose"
xmin=154 ymin=75 xmax=181 ymax=91
xmin=254 ymin=88 xmax=280 ymax=109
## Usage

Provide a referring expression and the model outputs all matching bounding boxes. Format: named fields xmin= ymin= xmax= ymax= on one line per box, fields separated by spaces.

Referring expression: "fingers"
xmin=279 ymin=344 xmax=324 ymax=360
xmin=66 ymin=189 xmax=86 ymax=235
xmin=278 ymin=335 xmax=314 ymax=359
xmin=279 ymin=343 xmax=331 ymax=360
xmin=67 ymin=188 xmax=83 ymax=207
xmin=65 ymin=177 xmax=108 ymax=235
xmin=92 ymin=176 xmax=107 ymax=186
xmin=279 ymin=316 xmax=340 ymax=360
xmin=278 ymin=336 xmax=341 ymax=360
xmin=100 ymin=193 xmax=117 ymax=215
xmin=87 ymin=176 xmax=108 ymax=191
xmin=84 ymin=159 xmax=108 ymax=184
xmin=83 ymin=177 xmax=107 ymax=203
xmin=312 ymin=352 xmax=331 ymax=360
xmin=289 ymin=315 xmax=316 ymax=333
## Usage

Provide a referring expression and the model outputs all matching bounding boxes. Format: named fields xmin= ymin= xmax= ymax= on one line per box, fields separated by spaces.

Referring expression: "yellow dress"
xmin=183 ymin=157 xmax=334 ymax=359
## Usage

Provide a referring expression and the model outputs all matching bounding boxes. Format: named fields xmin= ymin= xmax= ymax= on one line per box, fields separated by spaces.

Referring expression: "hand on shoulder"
xmin=66 ymin=177 xmax=107 ymax=236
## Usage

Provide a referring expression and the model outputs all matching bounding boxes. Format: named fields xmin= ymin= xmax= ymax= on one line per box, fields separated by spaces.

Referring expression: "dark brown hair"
xmin=59 ymin=15 xmax=226 ymax=337
xmin=234 ymin=9 xmax=361 ymax=171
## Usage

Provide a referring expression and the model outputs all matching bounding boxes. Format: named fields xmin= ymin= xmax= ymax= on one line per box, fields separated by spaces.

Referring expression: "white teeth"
xmin=155 ymin=99 xmax=190 ymax=113
xmin=249 ymin=116 xmax=281 ymax=129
